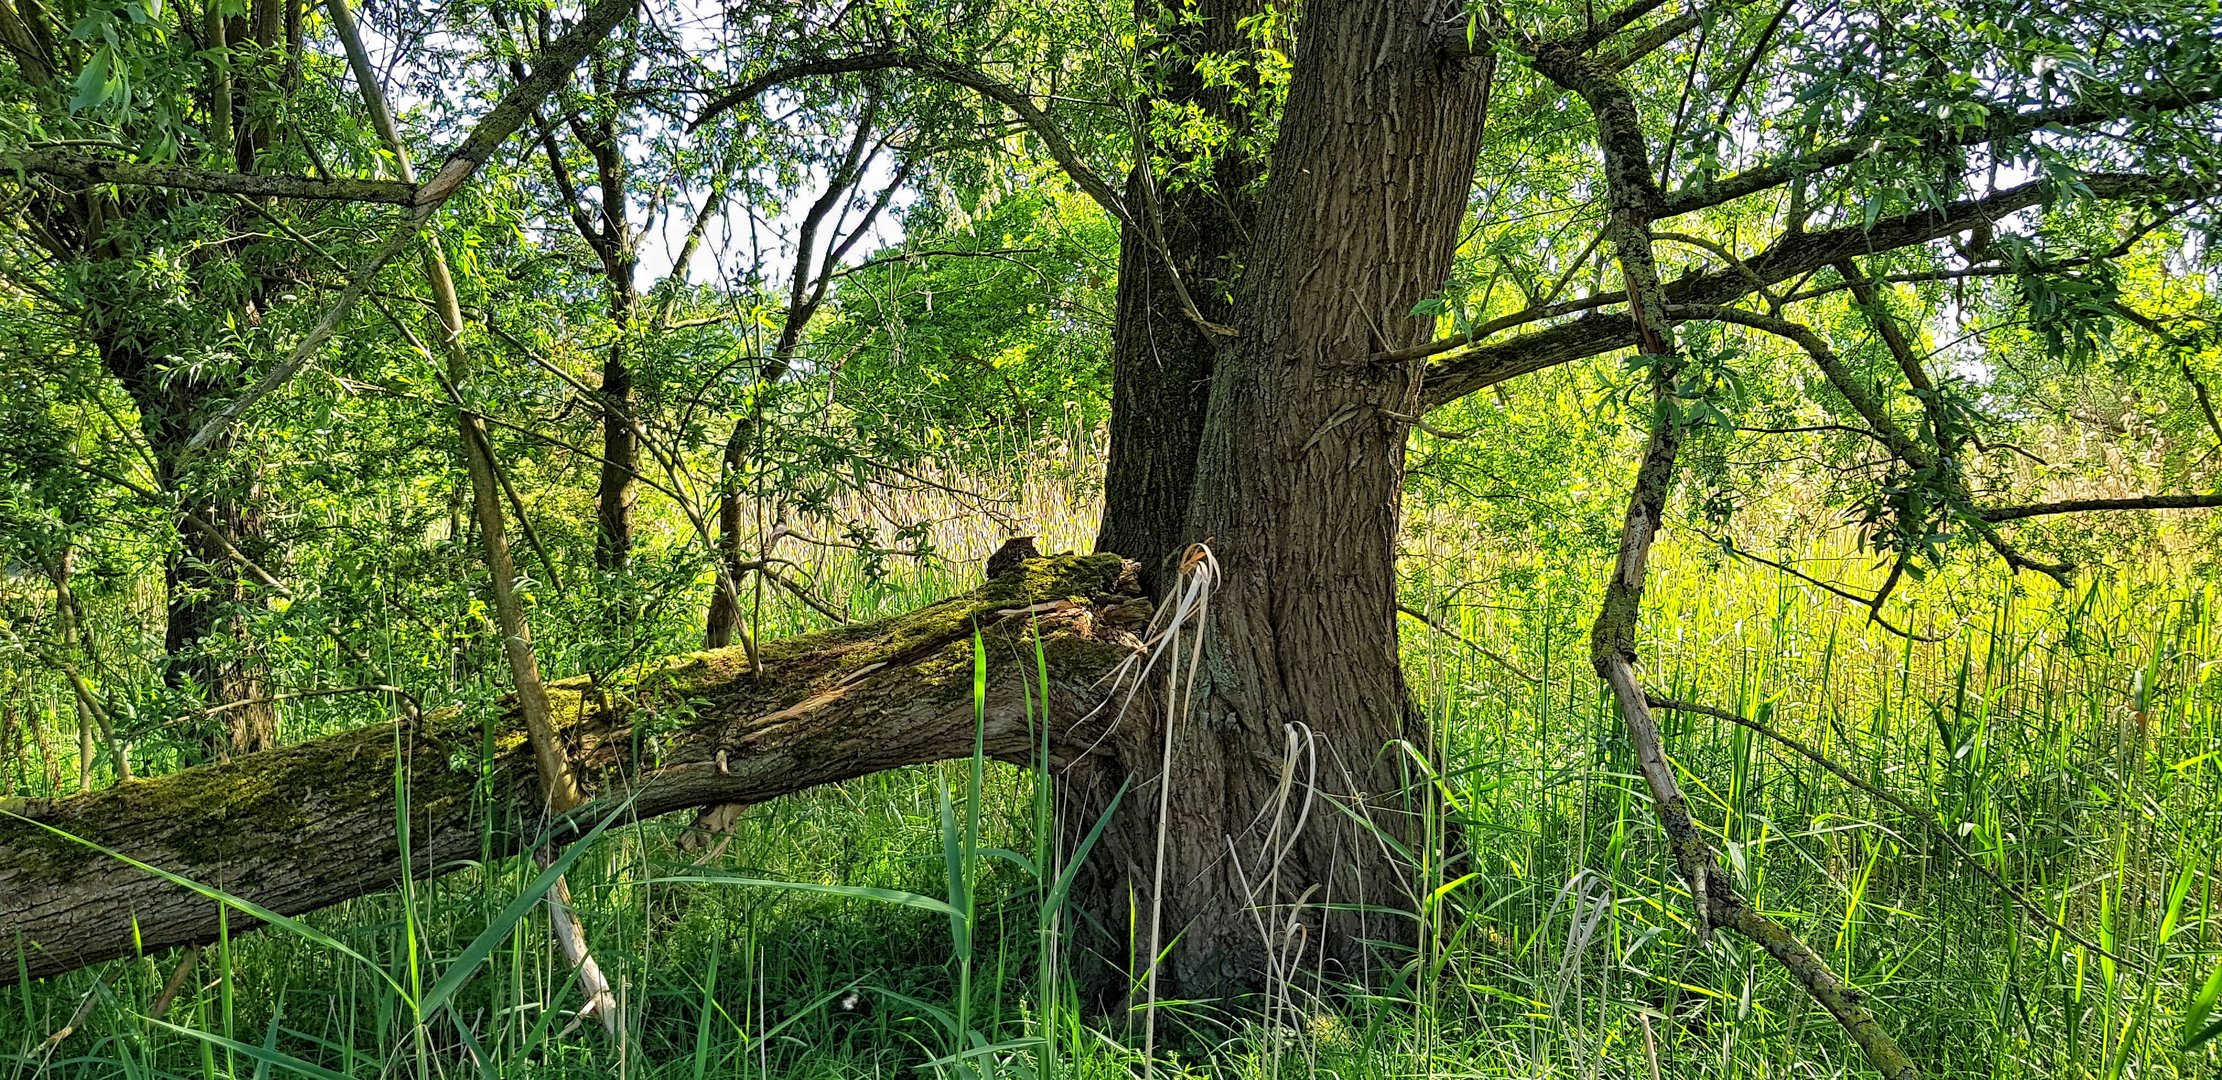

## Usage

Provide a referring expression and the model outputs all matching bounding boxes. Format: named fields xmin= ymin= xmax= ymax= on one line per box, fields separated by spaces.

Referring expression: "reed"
xmin=7 ymin=450 xmax=2221 ymax=1080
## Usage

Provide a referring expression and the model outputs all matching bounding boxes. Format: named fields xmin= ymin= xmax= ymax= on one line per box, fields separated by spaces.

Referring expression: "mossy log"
xmin=1 ymin=554 xmax=1145 ymax=983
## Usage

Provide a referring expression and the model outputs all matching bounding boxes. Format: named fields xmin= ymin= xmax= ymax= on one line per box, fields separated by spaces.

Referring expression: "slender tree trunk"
xmin=703 ymin=434 xmax=751 ymax=649
xmin=104 ymin=345 xmax=280 ymax=758
xmin=325 ymin=0 xmax=618 ymax=1028
xmin=593 ymin=334 xmax=638 ymax=573
xmin=1067 ymin=0 xmax=1489 ymax=1006
xmin=589 ymin=116 xmax=641 ymax=576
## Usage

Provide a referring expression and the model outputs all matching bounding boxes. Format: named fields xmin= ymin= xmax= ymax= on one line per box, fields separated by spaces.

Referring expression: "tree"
xmin=5 ymin=0 xmax=2220 ymax=1072
xmin=0 ymin=0 xmax=344 ymax=756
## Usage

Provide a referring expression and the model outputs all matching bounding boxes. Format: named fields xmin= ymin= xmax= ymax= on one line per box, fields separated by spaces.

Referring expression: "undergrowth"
xmin=5 ymin=503 xmax=2222 ymax=1080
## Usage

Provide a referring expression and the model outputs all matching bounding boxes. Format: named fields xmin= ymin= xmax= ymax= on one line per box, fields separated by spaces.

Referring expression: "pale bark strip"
xmin=0 ymin=555 xmax=1144 ymax=984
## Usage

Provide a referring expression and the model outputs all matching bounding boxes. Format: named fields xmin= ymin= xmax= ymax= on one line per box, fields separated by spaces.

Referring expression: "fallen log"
xmin=1 ymin=554 xmax=1143 ymax=983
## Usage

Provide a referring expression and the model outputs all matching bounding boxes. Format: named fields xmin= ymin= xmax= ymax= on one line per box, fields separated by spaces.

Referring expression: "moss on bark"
xmin=2 ymin=554 xmax=1142 ymax=982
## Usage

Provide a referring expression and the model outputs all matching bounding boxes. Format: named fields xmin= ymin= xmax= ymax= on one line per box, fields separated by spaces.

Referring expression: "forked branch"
xmin=1573 ymin=60 xmax=1924 ymax=1079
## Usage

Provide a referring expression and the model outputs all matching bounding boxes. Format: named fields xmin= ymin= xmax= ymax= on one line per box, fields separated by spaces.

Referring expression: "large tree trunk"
xmin=0 ymin=555 xmax=1143 ymax=983
xmin=1063 ymin=0 xmax=1489 ymax=1007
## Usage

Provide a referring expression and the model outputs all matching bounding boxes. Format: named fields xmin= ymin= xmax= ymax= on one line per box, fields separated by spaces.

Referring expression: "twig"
xmin=148 ymin=945 xmax=202 ymax=1018
xmin=1395 ymin=605 xmax=1539 ymax=684
xmin=1703 ymin=535 xmax=1940 ymax=641
xmin=1645 ymin=693 xmax=2142 ymax=972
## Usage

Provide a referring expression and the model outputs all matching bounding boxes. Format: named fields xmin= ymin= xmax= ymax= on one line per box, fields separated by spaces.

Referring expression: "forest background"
xmin=2 ymin=0 xmax=2222 ymax=1075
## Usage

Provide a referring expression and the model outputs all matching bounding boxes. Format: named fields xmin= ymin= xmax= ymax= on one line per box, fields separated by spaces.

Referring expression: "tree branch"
xmin=1660 ymin=83 xmax=2222 ymax=219
xmin=1 ymin=149 xmax=418 ymax=203
xmin=177 ymin=0 xmax=639 ymax=455
xmin=1977 ymin=494 xmax=2222 ymax=522
xmin=691 ymin=48 xmax=1235 ymax=339
xmin=1418 ymin=173 xmax=2209 ymax=409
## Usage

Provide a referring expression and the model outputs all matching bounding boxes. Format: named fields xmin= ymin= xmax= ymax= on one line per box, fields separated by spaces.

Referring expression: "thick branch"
xmin=1675 ymin=302 xmax=2076 ymax=582
xmin=1573 ymin=58 xmax=1922 ymax=1074
xmin=1418 ymin=173 xmax=2204 ymax=409
xmin=1660 ymin=83 xmax=2222 ymax=218
xmin=0 ymin=554 xmax=1143 ymax=983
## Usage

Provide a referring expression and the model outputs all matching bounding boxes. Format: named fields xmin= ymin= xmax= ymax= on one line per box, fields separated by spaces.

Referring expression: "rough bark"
xmin=1060 ymin=0 xmax=1492 ymax=1007
xmin=0 ymin=554 xmax=1143 ymax=984
xmin=101 ymin=343 xmax=280 ymax=758
xmin=1090 ymin=0 xmax=1262 ymax=587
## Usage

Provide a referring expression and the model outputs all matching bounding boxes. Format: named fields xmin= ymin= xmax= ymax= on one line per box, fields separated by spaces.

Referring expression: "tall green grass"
xmin=7 ymin=503 xmax=2222 ymax=1078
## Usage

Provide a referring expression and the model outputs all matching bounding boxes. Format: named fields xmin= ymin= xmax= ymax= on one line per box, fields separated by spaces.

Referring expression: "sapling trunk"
xmin=1560 ymin=54 xmax=1924 ymax=1080
xmin=325 ymin=0 xmax=615 ymax=1033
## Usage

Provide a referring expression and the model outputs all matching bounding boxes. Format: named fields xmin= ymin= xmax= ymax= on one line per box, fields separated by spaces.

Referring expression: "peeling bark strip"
xmin=0 ymin=555 xmax=1143 ymax=984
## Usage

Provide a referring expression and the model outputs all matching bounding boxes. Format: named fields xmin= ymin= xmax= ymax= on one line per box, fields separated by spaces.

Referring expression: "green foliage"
xmin=2 ymin=0 xmax=2221 ymax=1072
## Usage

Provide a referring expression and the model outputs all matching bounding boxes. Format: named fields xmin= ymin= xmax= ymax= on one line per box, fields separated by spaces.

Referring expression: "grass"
xmin=6 ymin=475 xmax=2222 ymax=1079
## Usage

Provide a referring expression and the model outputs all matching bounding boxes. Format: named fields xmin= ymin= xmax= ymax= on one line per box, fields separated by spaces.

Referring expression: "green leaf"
xmin=2184 ymin=957 xmax=2222 ymax=1049
xmin=417 ymin=805 xmax=625 ymax=1018
xmin=976 ymin=846 xmax=1039 ymax=879
xmin=1042 ymin=778 xmax=1128 ymax=924
xmin=71 ymin=48 xmax=115 ymax=112
xmin=142 ymin=1017 xmax=350 ymax=1080
xmin=2157 ymin=861 xmax=2196 ymax=944
xmin=640 ymin=873 xmax=961 ymax=918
